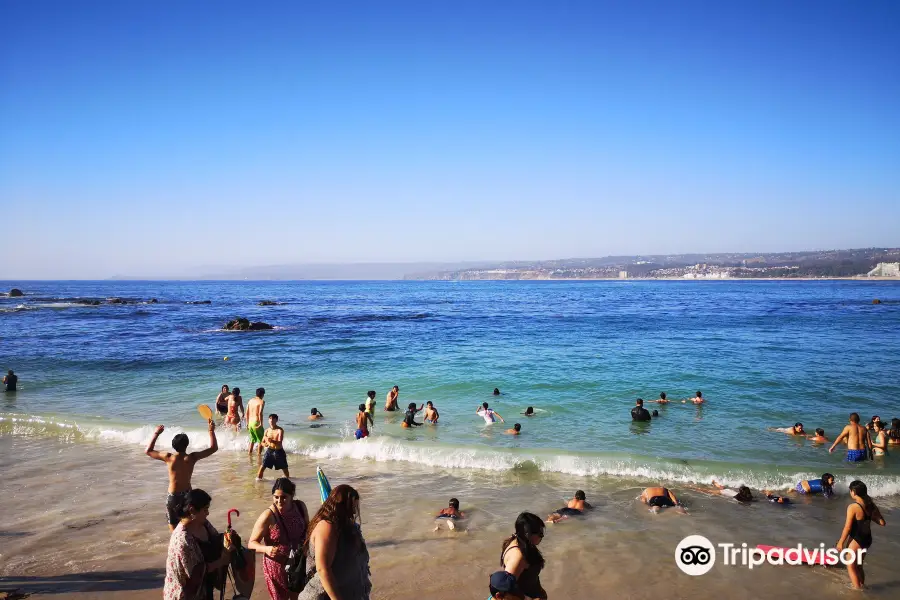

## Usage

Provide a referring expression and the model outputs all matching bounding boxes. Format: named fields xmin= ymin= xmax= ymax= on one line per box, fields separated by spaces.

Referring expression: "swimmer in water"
xmin=546 ymin=490 xmax=592 ymax=523
xmin=402 ymin=402 xmax=422 ymax=428
xmin=640 ymin=486 xmax=685 ymax=513
xmin=506 ymin=423 xmax=522 ymax=435
xmin=215 ymin=384 xmax=230 ymax=417
xmin=434 ymin=497 xmax=465 ymax=531
xmin=888 ymin=418 xmax=900 ymax=446
xmin=871 ymin=421 xmax=889 ymax=457
xmin=224 ymin=387 xmax=244 ymax=432
xmin=807 ymin=428 xmax=828 ymax=443
xmin=788 ymin=422 xmax=806 ymax=435
xmin=385 ymin=385 xmax=400 ymax=411
xmin=687 ymin=480 xmax=754 ymax=503
xmin=308 ymin=408 xmax=324 ymax=421
xmin=493 ymin=388 xmax=501 ymax=396
xmin=423 ymin=401 xmax=439 ymax=424
xmin=689 ymin=391 xmax=704 ymax=404
xmin=829 ymin=413 xmax=871 ymax=462
xmin=522 ymin=407 xmax=535 ymax=416
xmin=355 ymin=404 xmax=372 ymax=439
xmin=788 ymin=473 xmax=835 ymax=497
xmin=762 ymin=491 xmax=791 ymax=504
xmin=651 ymin=392 xmax=669 ymax=404
xmin=477 ymin=402 xmax=504 ymax=424
xmin=364 ymin=390 xmax=376 ymax=416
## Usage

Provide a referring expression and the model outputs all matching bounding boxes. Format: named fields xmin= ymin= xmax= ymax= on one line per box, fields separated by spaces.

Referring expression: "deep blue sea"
xmin=2 ymin=280 xmax=899 ymax=495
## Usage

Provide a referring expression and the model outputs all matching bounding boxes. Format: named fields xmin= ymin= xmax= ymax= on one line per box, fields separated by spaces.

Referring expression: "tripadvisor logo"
xmin=675 ymin=535 xmax=866 ymax=576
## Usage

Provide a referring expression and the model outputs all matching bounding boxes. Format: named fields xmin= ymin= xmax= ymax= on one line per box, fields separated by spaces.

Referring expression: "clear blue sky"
xmin=1 ymin=0 xmax=898 ymax=278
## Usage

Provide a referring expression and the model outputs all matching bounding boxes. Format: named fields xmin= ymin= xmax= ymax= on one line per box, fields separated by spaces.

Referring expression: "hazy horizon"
xmin=2 ymin=1 xmax=898 ymax=279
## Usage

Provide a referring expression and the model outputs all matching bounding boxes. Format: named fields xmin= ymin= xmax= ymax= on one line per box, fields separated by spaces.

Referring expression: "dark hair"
xmin=872 ymin=415 xmax=880 ymax=421
xmin=233 ymin=387 xmax=241 ymax=395
xmin=873 ymin=420 xmax=885 ymax=431
xmin=180 ymin=489 xmax=212 ymax=519
xmin=172 ymin=433 xmax=189 ymax=453
xmin=850 ymin=412 xmax=860 ymax=423
xmin=525 ymin=406 xmax=534 ymax=414
xmin=256 ymin=387 xmax=265 ymax=397
xmin=660 ymin=392 xmax=666 ymax=400
xmin=815 ymin=428 xmax=824 ymax=436
xmin=483 ymin=402 xmax=489 ymax=409
xmin=221 ymin=384 xmax=229 ymax=392
xmin=304 ymin=484 xmax=360 ymax=548
xmin=272 ymin=477 xmax=296 ymax=497
xmin=393 ymin=385 xmax=399 ymax=391
xmin=513 ymin=423 xmax=521 ymax=431
xmin=367 ymin=390 xmax=376 ymax=399
xmin=269 ymin=413 xmax=278 ymax=421
xmin=890 ymin=419 xmax=900 ymax=441
xmin=502 ymin=512 xmax=545 ymax=571
xmin=408 ymin=402 xmax=417 ymax=410
xmin=696 ymin=391 xmax=702 ymax=397
xmin=636 ymin=398 xmax=643 ymax=406
xmin=822 ymin=473 xmax=835 ymax=493
xmin=575 ymin=490 xmax=586 ymax=501
xmin=426 ymin=401 xmax=433 ymax=407
xmin=449 ymin=497 xmax=459 ymax=509
xmin=794 ymin=422 xmax=803 ymax=429
xmin=493 ymin=388 xmax=500 ymax=395
xmin=358 ymin=403 xmax=365 ymax=411
xmin=311 ymin=408 xmax=318 ymax=415
xmin=849 ymin=480 xmax=877 ymax=516
xmin=736 ymin=486 xmax=753 ymax=502
xmin=652 ymin=410 xmax=659 ymax=417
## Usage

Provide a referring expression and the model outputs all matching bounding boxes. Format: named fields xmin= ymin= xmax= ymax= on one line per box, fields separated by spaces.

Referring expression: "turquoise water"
xmin=2 ymin=280 xmax=899 ymax=495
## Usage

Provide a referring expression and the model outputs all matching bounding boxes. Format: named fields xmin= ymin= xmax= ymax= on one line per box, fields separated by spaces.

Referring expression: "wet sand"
xmin=1 ymin=435 xmax=898 ymax=599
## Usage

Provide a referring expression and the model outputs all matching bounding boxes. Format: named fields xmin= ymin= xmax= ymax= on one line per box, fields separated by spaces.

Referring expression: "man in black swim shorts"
xmin=547 ymin=490 xmax=592 ymax=523
xmin=641 ymin=486 xmax=683 ymax=512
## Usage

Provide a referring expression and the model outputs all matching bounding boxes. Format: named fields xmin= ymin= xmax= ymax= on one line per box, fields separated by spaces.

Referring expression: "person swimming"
xmin=807 ymin=428 xmax=828 ymax=442
xmin=789 ymin=422 xmax=806 ymax=435
xmin=871 ymin=421 xmax=888 ymax=456
xmin=640 ymin=487 xmax=684 ymax=513
xmin=790 ymin=473 xmax=835 ymax=497
xmin=687 ymin=480 xmax=753 ymax=502
xmin=434 ymin=497 xmax=466 ymax=531
xmin=652 ymin=392 xmax=669 ymax=404
xmin=402 ymin=402 xmax=422 ymax=428
xmin=630 ymin=399 xmax=651 ymax=422
xmin=522 ymin=407 xmax=535 ymax=416
xmin=763 ymin=491 xmax=791 ymax=504
xmin=546 ymin=490 xmax=592 ymax=523
xmin=506 ymin=423 xmax=522 ymax=435
xmin=493 ymin=388 xmax=501 ymax=396
xmin=829 ymin=413 xmax=871 ymax=462
xmin=477 ymin=402 xmax=504 ymax=424
xmin=308 ymin=408 xmax=324 ymax=421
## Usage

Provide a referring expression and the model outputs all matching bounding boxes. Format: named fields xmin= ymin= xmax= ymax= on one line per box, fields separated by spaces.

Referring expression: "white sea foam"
xmin=5 ymin=415 xmax=900 ymax=497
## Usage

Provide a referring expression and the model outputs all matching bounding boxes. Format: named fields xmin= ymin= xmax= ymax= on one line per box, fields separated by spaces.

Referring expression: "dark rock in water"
xmin=187 ymin=300 xmax=212 ymax=305
xmin=107 ymin=297 xmax=129 ymax=304
xmin=873 ymin=299 xmax=881 ymax=304
xmin=258 ymin=300 xmax=281 ymax=306
xmin=77 ymin=299 xmax=102 ymax=306
xmin=224 ymin=317 xmax=274 ymax=331
xmin=8 ymin=288 xmax=24 ymax=297
xmin=148 ymin=298 xmax=159 ymax=304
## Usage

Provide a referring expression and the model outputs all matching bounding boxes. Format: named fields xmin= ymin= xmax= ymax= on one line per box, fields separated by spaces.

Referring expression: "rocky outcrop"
xmin=187 ymin=300 xmax=212 ymax=305
xmin=873 ymin=299 xmax=882 ymax=304
xmin=107 ymin=297 xmax=129 ymax=304
xmin=77 ymin=299 xmax=102 ymax=306
xmin=148 ymin=298 xmax=159 ymax=304
xmin=224 ymin=317 xmax=274 ymax=331
xmin=258 ymin=300 xmax=281 ymax=306
xmin=8 ymin=288 xmax=23 ymax=297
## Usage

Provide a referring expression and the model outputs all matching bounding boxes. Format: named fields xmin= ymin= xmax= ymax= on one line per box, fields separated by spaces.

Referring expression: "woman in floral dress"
xmin=249 ymin=478 xmax=310 ymax=600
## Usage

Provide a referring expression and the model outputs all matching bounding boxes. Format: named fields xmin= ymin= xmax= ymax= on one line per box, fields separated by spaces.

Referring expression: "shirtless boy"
xmin=423 ymin=401 xmax=440 ymax=424
xmin=652 ymin=392 xmax=670 ymax=404
xmin=506 ymin=423 xmax=522 ymax=435
xmin=434 ymin=497 xmax=466 ymax=531
xmin=829 ymin=413 xmax=871 ymax=462
xmin=256 ymin=414 xmax=289 ymax=480
xmin=547 ymin=490 xmax=592 ymax=523
xmin=640 ymin=486 xmax=685 ymax=513
xmin=225 ymin=387 xmax=244 ymax=431
xmin=385 ymin=385 xmax=400 ymax=411
xmin=808 ymin=428 xmax=828 ymax=442
xmin=689 ymin=391 xmax=704 ymax=404
xmin=356 ymin=403 xmax=372 ymax=439
xmin=146 ymin=421 xmax=218 ymax=531
xmin=308 ymin=408 xmax=324 ymax=421
xmin=246 ymin=387 xmax=265 ymax=456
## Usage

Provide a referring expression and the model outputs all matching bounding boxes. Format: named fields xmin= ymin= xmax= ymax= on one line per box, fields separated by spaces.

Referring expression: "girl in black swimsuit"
xmin=500 ymin=512 xmax=547 ymax=599
xmin=215 ymin=384 xmax=230 ymax=416
xmin=837 ymin=480 xmax=886 ymax=590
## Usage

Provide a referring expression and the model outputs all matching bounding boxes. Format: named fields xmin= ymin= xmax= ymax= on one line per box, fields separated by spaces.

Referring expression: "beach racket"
xmin=197 ymin=404 xmax=213 ymax=421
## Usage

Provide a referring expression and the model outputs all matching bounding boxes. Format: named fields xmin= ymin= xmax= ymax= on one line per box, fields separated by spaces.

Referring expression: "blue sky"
xmin=1 ymin=0 xmax=898 ymax=278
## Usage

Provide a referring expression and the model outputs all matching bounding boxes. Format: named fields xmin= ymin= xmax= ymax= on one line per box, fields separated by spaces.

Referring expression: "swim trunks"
xmin=248 ymin=421 xmax=263 ymax=443
xmin=847 ymin=449 xmax=867 ymax=462
xmin=766 ymin=494 xmax=790 ymax=504
xmin=166 ymin=488 xmax=191 ymax=526
xmin=262 ymin=448 xmax=289 ymax=471
xmin=216 ymin=403 xmax=228 ymax=416
xmin=436 ymin=514 xmax=459 ymax=520
xmin=647 ymin=495 xmax=675 ymax=508
xmin=556 ymin=507 xmax=583 ymax=516
xmin=355 ymin=428 xmax=369 ymax=440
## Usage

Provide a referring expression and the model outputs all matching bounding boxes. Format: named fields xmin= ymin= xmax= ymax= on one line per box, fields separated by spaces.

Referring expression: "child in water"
xmin=506 ymin=423 xmax=522 ymax=435
xmin=789 ymin=473 xmax=835 ymax=497
xmin=402 ymin=402 xmax=422 ymax=428
xmin=807 ymin=428 xmax=828 ymax=442
xmin=434 ymin=497 xmax=466 ymax=531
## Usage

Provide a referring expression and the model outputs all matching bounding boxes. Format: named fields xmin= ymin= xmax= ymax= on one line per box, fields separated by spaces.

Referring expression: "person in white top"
xmin=476 ymin=402 xmax=504 ymax=424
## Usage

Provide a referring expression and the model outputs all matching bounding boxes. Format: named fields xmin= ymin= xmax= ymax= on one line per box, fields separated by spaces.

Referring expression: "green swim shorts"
xmin=248 ymin=422 xmax=264 ymax=443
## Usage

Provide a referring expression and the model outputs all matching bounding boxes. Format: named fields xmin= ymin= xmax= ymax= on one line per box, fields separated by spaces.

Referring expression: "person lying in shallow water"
xmin=686 ymin=480 xmax=753 ymax=503
xmin=546 ymin=490 xmax=592 ymax=523
xmin=640 ymin=486 xmax=686 ymax=513
xmin=434 ymin=497 xmax=466 ymax=531
xmin=788 ymin=473 xmax=835 ymax=497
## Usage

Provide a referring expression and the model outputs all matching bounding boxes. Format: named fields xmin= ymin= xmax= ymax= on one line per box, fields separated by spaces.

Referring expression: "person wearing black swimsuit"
xmin=500 ymin=512 xmax=547 ymax=599
xmin=215 ymin=384 xmax=230 ymax=416
xmin=836 ymin=480 xmax=886 ymax=590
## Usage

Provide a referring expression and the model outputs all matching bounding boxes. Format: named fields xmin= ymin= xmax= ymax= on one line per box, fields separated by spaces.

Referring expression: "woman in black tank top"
xmin=837 ymin=481 xmax=886 ymax=590
xmin=499 ymin=512 xmax=547 ymax=599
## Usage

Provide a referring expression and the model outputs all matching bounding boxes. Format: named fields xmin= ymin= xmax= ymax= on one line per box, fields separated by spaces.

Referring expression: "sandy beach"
xmin=2 ymin=433 xmax=898 ymax=600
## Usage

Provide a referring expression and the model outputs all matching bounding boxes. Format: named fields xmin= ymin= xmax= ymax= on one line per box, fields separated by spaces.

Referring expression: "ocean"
xmin=1 ymin=280 xmax=899 ymax=598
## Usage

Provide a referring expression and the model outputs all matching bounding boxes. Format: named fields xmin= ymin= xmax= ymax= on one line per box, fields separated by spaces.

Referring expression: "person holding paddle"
xmin=146 ymin=419 xmax=219 ymax=531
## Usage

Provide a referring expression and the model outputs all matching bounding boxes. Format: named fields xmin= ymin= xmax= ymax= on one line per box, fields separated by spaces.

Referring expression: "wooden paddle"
xmin=197 ymin=404 xmax=213 ymax=421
